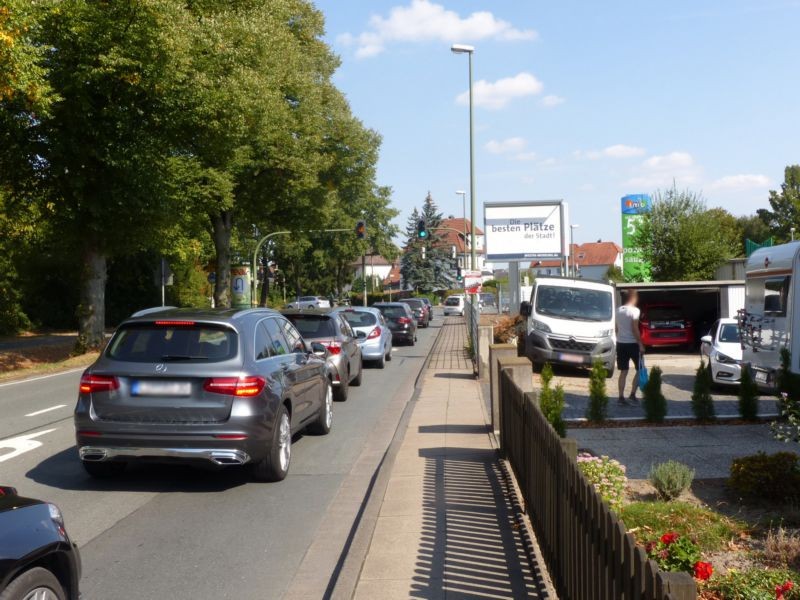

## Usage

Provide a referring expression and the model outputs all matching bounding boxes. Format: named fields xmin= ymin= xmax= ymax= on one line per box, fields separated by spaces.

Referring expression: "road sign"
xmin=464 ymin=271 xmax=482 ymax=294
xmin=484 ymin=201 xmax=566 ymax=261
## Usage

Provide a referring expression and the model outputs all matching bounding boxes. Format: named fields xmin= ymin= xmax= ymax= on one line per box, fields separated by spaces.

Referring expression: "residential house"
xmin=530 ymin=240 xmax=622 ymax=279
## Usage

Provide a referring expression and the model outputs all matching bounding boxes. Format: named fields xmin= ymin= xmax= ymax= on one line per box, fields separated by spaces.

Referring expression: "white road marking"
xmin=0 ymin=367 xmax=84 ymax=388
xmin=25 ymin=404 xmax=68 ymax=417
xmin=0 ymin=428 xmax=58 ymax=463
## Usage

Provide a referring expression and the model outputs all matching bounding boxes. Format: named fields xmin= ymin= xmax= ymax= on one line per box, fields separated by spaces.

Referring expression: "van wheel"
xmin=605 ymin=365 xmax=615 ymax=378
xmin=0 ymin=567 xmax=66 ymax=600
xmin=252 ymin=404 xmax=291 ymax=482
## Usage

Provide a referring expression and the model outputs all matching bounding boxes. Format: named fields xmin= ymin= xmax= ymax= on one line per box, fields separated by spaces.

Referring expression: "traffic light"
xmin=416 ymin=219 xmax=428 ymax=239
xmin=355 ymin=220 xmax=366 ymax=239
xmin=456 ymin=266 xmax=463 ymax=282
xmin=421 ymin=246 xmax=426 ymax=260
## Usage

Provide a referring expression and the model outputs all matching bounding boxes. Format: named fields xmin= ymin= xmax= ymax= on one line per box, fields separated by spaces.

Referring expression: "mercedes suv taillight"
xmin=203 ymin=376 xmax=266 ymax=397
xmin=79 ymin=373 xmax=120 ymax=394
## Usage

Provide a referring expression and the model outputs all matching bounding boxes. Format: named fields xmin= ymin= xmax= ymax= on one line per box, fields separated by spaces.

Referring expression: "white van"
xmin=519 ymin=277 xmax=616 ymax=376
xmin=741 ymin=242 xmax=798 ymax=389
xmin=443 ymin=295 xmax=465 ymax=316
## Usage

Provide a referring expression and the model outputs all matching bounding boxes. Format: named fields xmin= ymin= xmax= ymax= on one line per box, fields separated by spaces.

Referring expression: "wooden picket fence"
xmin=499 ymin=368 xmax=696 ymax=600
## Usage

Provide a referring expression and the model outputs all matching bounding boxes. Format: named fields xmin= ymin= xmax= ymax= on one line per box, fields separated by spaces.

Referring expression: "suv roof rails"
xmin=130 ymin=306 xmax=177 ymax=318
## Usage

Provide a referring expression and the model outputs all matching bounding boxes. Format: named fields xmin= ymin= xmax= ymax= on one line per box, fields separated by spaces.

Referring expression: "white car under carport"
xmin=700 ymin=318 xmax=742 ymax=386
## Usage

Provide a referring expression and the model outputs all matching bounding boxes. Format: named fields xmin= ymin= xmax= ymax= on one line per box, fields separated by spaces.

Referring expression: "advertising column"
xmin=230 ymin=263 xmax=251 ymax=308
xmin=620 ymin=194 xmax=652 ymax=281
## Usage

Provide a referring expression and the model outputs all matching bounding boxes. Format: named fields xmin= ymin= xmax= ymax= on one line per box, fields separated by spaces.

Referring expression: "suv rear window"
xmin=284 ymin=314 xmax=336 ymax=338
xmin=107 ymin=323 xmax=237 ymax=363
xmin=340 ymin=311 xmax=377 ymax=327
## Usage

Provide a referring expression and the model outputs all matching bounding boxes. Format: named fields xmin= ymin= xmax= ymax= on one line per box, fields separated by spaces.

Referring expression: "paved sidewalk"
xmin=355 ymin=318 xmax=544 ymax=599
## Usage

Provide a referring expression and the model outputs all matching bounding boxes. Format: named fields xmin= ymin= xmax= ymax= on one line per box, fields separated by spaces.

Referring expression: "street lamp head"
xmin=451 ymin=44 xmax=474 ymax=54
xmin=571 ymin=224 xmax=580 ymax=230
xmin=455 ymin=190 xmax=466 ymax=196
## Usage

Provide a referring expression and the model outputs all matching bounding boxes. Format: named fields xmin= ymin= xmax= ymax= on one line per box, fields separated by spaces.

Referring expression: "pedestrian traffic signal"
xmin=456 ymin=266 xmax=463 ymax=282
xmin=421 ymin=246 xmax=426 ymax=260
xmin=416 ymin=219 xmax=428 ymax=239
xmin=355 ymin=220 xmax=366 ymax=239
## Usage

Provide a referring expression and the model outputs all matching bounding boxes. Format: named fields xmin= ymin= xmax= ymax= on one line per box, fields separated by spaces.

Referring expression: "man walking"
xmin=616 ymin=289 xmax=645 ymax=405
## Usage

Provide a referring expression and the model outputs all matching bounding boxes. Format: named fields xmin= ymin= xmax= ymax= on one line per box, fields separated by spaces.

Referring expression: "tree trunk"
xmin=211 ymin=210 xmax=233 ymax=308
xmin=76 ymin=247 xmax=107 ymax=352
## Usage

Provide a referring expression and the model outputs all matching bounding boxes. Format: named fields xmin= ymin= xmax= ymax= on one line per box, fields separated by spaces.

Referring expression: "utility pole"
xmin=362 ymin=253 xmax=367 ymax=306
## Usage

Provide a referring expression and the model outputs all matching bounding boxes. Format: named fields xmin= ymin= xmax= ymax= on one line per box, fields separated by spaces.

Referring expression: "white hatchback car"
xmin=700 ymin=318 xmax=742 ymax=386
xmin=443 ymin=295 xmax=465 ymax=316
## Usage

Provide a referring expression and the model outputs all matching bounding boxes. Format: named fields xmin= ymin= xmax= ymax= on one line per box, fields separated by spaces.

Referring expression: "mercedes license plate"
xmin=131 ymin=380 xmax=191 ymax=397
xmin=558 ymin=353 xmax=583 ymax=364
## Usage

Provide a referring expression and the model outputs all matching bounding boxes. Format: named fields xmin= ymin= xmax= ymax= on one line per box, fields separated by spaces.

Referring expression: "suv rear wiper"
xmin=160 ymin=355 xmax=209 ymax=361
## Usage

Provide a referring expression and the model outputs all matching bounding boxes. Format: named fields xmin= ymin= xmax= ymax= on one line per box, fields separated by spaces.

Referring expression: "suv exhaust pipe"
xmin=80 ymin=448 xmax=108 ymax=462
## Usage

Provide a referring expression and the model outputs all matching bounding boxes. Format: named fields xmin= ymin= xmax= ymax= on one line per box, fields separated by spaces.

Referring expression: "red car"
xmin=639 ymin=303 xmax=695 ymax=349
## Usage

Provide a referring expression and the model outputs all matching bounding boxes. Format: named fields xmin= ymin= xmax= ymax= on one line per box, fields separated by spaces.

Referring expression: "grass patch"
xmin=701 ymin=566 xmax=800 ymax=600
xmin=0 ymin=351 xmax=98 ymax=382
xmin=621 ymin=501 xmax=745 ymax=553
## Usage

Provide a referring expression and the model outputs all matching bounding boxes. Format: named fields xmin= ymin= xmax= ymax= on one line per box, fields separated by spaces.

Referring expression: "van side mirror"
xmin=520 ymin=301 xmax=532 ymax=317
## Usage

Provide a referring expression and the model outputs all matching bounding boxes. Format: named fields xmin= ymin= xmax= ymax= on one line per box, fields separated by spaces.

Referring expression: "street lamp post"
xmin=792 ymin=227 xmax=796 ymax=242
xmin=569 ymin=224 xmax=580 ymax=278
xmin=455 ymin=190 xmax=467 ymax=270
xmin=451 ymin=44 xmax=476 ymax=273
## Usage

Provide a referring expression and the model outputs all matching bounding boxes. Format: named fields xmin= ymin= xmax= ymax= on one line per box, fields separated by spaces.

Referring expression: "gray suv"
xmin=74 ymin=307 xmax=333 ymax=482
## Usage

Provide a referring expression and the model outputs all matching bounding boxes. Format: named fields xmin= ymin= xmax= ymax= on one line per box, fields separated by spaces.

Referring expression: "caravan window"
xmin=764 ymin=277 xmax=791 ymax=316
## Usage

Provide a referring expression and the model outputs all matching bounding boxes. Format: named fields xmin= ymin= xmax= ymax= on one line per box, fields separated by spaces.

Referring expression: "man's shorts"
xmin=616 ymin=342 xmax=640 ymax=371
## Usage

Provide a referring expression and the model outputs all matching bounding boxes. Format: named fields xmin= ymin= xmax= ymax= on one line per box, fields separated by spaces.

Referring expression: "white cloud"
xmin=625 ymin=151 xmax=699 ymax=189
xmin=514 ymin=151 xmax=538 ymax=161
xmin=338 ymin=0 xmax=536 ymax=58
xmin=457 ymin=72 xmax=544 ymax=109
xmin=643 ymin=151 xmax=694 ymax=170
xmin=540 ymin=94 xmax=565 ymax=108
xmin=485 ymin=137 xmax=527 ymax=154
xmin=709 ymin=174 xmax=770 ymax=191
xmin=579 ymin=144 xmax=646 ymax=160
xmin=539 ymin=158 xmax=557 ymax=167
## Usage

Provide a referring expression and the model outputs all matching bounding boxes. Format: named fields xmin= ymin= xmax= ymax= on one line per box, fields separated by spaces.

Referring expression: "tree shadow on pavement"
xmin=26 ymin=446 xmax=250 ymax=493
xmin=410 ymin=446 xmax=542 ymax=599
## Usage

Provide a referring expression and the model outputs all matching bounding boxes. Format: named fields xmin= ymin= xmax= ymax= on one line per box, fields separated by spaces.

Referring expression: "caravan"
xmin=741 ymin=242 xmax=798 ymax=388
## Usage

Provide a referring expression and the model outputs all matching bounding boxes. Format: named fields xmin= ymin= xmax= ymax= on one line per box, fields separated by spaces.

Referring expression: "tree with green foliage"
xmin=400 ymin=193 xmax=456 ymax=292
xmin=757 ymin=166 xmax=800 ymax=243
xmin=736 ymin=214 xmax=772 ymax=254
xmin=691 ymin=360 xmax=716 ymax=421
xmin=605 ymin=265 xmax=624 ymax=283
xmin=633 ymin=186 xmax=740 ymax=281
xmin=587 ymin=360 xmax=609 ymax=422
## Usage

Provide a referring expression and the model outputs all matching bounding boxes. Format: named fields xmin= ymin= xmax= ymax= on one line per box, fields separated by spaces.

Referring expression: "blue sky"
xmin=315 ymin=0 xmax=800 ymax=246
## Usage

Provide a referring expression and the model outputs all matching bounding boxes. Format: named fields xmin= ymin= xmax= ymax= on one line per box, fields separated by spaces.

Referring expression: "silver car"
xmin=700 ymin=318 xmax=743 ymax=386
xmin=74 ymin=307 xmax=332 ymax=483
xmin=282 ymin=309 xmax=363 ymax=402
xmin=285 ymin=296 xmax=331 ymax=309
xmin=335 ymin=307 xmax=393 ymax=369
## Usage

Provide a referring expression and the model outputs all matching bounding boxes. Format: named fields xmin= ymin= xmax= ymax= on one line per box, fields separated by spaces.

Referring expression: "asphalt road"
xmin=0 ymin=316 xmax=441 ymax=599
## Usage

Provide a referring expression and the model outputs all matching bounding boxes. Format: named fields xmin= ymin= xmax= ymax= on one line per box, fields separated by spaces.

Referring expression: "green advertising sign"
xmin=620 ymin=194 xmax=652 ymax=281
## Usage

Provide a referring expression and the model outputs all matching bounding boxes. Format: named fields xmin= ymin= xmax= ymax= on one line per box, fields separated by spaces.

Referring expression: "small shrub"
xmin=644 ymin=532 xmax=702 ymax=574
xmin=703 ymin=567 xmax=799 ymax=600
xmin=738 ymin=364 xmax=759 ymax=421
xmin=729 ymin=452 xmax=800 ymax=502
xmin=691 ymin=359 xmax=716 ymax=421
xmin=643 ymin=365 xmax=668 ymax=422
xmin=774 ymin=349 xmax=800 ymax=444
xmin=765 ymin=526 xmax=800 ymax=570
xmin=586 ymin=360 xmax=608 ymax=422
xmin=577 ymin=453 xmax=626 ymax=512
xmin=649 ymin=460 xmax=695 ymax=501
xmin=493 ymin=314 xmax=523 ymax=344
xmin=539 ymin=363 xmax=566 ymax=437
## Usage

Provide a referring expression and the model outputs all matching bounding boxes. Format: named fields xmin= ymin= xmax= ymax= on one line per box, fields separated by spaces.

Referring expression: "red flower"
xmin=660 ymin=532 xmax=679 ymax=545
xmin=645 ymin=541 xmax=657 ymax=554
xmin=777 ymin=580 xmax=794 ymax=600
xmin=693 ymin=561 xmax=713 ymax=581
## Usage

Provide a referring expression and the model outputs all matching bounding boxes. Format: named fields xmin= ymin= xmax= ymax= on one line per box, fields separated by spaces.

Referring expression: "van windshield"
xmin=534 ymin=285 xmax=612 ymax=322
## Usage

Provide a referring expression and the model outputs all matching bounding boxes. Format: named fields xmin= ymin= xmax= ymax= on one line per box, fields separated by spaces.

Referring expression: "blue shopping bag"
xmin=638 ymin=354 xmax=649 ymax=391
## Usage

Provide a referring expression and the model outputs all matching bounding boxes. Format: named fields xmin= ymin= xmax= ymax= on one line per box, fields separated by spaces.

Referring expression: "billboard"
xmin=621 ymin=194 xmax=652 ymax=281
xmin=484 ymin=201 xmax=566 ymax=261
